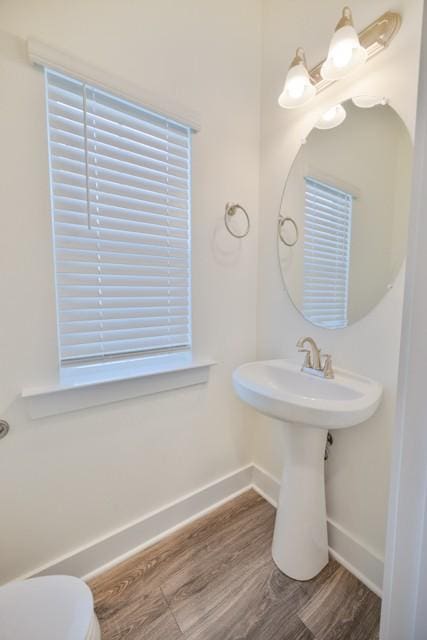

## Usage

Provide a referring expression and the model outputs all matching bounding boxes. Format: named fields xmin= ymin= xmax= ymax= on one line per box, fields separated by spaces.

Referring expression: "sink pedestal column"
xmin=272 ymin=423 xmax=329 ymax=581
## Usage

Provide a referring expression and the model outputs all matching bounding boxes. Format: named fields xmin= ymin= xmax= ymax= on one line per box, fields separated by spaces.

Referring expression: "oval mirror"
xmin=278 ymin=98 xmax=412 ymax=329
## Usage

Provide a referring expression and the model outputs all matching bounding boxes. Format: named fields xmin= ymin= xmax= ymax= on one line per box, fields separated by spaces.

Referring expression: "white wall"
xmin=0 ymin=0 xmax=261 ymax=583
xmin=256 ymin=0 xmax=423 ymax=573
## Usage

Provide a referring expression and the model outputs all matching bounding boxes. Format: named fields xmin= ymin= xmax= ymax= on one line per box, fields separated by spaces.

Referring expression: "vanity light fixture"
xmin=321 ymin=7 xmax=367 ymax=81
xmin=278 ymin=9 xmax=401 ymax=109
xmin=278 ymin=48 xmax=316 ymax=109
xmin=314 ymin=104 xmax=347 ymax=130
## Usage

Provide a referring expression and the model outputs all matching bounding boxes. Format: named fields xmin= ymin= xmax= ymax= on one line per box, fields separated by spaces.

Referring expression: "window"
xmin=303 ymin=177 xmax=352 ymax=329
xmin=45 ymin=69 xmax=192 ymax=368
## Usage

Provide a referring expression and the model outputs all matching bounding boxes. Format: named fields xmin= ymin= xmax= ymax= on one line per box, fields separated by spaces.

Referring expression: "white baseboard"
xmin=28 ymin=463 xmax=383 ymax=596
xmin=327 ymin=519 xmax=384 ymax=597
xmin=31 ymin=464 xmax=253 ymax=581
xmin=252 ymin=465 xmax=280 ymax=506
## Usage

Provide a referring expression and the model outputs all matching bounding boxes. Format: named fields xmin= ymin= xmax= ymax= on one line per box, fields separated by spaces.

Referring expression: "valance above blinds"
xmin=45 ymin=69 xmax=192 ymax=365
xmin=303 ymin=177 xmax=353 ymax=329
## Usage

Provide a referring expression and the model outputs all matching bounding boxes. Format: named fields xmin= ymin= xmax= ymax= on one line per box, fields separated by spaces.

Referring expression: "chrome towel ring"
xmin=0 ymin=420 xmax=9 ymax=440
xmin=225 ymin=202 xmax=250 ymax=238
xmin=278 ymin=216 xmax=299 ymax=247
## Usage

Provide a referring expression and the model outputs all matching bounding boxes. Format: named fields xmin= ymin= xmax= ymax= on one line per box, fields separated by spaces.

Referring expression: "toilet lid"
xmin=0 ymin=575 xmax=94 ymax=640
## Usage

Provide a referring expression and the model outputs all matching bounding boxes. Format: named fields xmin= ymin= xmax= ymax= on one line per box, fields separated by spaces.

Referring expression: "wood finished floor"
xmin=89 ymin=491 xmax=381 ymax=640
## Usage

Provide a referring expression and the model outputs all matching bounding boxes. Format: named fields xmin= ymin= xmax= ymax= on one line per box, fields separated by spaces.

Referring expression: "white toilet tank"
xmin=0 ymin=575 xmax=101 ymax=640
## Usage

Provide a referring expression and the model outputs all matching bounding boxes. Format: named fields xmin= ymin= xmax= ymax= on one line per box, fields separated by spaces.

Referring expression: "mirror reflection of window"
xmin=278 ymin=100 xmax=412 ymax=329
xmin=303 ymin=177 xmax=353 ymax=329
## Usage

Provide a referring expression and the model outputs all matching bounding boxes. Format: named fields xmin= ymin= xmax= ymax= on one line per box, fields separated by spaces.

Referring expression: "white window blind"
xmin=303 ymin=177 xmax=352 ymax=329
xmin=45 ymin=69 xmax=192 ymax=366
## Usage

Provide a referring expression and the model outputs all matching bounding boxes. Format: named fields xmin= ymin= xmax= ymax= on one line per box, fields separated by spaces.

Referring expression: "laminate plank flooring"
xmin=298 ymin=567 xmax=381 ymax=640
xmin=89 ymin=490 xmax=381 ymax=639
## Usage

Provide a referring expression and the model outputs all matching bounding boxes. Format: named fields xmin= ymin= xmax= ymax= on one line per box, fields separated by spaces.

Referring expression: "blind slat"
xmin=50 ymin=142 xmax=188 ymax=180
xmin=48 ymin=107 xmax=189 ymax=152
xmin=49 ymin=129 xmax=189 ymax=170
xmin=53 ymin=180 xmax=188 ymax=211
xmin=59 ymin=306 xmax=188 ymax=323
xmin=55 ymin=214 xmax=188 ymax=240
xmin=53 ymin=171 xmax=187 ymax=201
xmin=59 ymin=296 xmax=189 ymax=310
xmin=51 ymin=151 xmax=188 ymax=184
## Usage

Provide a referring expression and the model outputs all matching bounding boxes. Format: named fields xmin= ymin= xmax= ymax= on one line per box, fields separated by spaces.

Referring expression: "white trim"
xmin=251 ymin=464 xmax=280 ymax=506
xmin=306 ymin=165 xmax=361 ymax=201
xmin=381 ymin=3 xmax=427 ymax=637
xmin=21 ymin=464 xmax=253 ymax=582
xmin=16 ymin=464 xmax=383 ymax=595
xmin=22 ymin=360 xmax=215 ymax=419
xmin=27 ymin=39 xmax=201 ymax=132
xmin=328 ymin=548 xmax=382 ymax=598
xmin=327 ymin=518 xmax=384 ymax=597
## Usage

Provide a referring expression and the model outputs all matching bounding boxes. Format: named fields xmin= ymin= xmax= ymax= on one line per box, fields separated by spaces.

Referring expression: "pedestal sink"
xmin=232 ymin=358 xmax=382 ymax=580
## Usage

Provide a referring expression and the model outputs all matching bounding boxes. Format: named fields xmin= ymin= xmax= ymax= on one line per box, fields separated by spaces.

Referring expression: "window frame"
xmin=22 ymin=43 xmax=211 ymax=417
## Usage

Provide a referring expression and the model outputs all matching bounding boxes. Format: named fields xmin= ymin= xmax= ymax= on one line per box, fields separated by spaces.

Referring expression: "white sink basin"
xmin=233 ymin=359 xmax=382 ymax=429
xmin=232 ymin=357 xmax=382 ymax=581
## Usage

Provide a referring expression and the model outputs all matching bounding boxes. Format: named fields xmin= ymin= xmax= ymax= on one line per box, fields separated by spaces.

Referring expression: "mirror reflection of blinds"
xmin=303 ymin=177 xmax=352 ymax=329
xmin=45 ymin=69 xmax=192 ymax=365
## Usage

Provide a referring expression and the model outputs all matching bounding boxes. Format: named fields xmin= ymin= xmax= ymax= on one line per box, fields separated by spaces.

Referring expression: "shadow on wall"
xmin=211 ymin=217 xmax=243 ymax=267
xmin=0 ymin=29 xmax=26 ymax=63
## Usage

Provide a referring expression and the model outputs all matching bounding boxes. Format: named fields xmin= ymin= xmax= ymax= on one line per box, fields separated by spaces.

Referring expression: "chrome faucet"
xmin=296 ymin=336 xmax=334 ymax=379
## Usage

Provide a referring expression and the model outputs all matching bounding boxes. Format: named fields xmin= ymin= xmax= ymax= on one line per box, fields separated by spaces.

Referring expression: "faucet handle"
xmin=321 ymin=354 xmax=334 ymax=379
xmin=299 ymin=348 xmax=312 ymax=370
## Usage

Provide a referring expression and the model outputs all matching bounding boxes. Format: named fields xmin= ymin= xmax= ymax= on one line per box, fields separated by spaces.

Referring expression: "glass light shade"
xmin=278 ymin=62 xmax=316 ymax=109
xmin=321 ymin=24 xmax=367 ymax=81
xmin=352 ymin=95 xmax=388 ymax=108
xmin=315 ymin=104 xmax=347 ymax=130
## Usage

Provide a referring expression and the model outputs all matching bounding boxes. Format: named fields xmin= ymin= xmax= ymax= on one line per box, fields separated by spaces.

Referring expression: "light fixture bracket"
xmin=290 ymin=47 xmax=307 ymax=70
xmin=335 ymin=7 xmax=354 ymax=31
xmin=310 ymin=10 xmax=401 ymax=92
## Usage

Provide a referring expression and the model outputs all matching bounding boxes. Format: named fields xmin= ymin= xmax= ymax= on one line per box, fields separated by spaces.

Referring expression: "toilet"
xmin=0 ymin=575 xmax=101 ymax=639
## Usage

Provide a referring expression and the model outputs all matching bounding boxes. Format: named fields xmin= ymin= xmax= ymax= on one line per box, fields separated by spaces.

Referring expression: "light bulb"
xmin=287 ymin=76 xmax=306 ymax=100
xmin=278 ymin=48 xmax=316 ymax=109
xmin=323 ymin=106 xmax=339 ymax=122
xmin=321 ymin=8 xmax=367 ymax=81
xmin=332 ymin=43 xmax=353 ymax=68
xmin=315 ymin=104 xmax=347 ymax=130
xmin=352 ymin=95 xmax=388 ymax=108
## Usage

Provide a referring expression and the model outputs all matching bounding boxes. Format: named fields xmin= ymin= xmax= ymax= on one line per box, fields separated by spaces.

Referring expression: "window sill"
xmin=22 ymin=356 xmax=216 ymax=419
